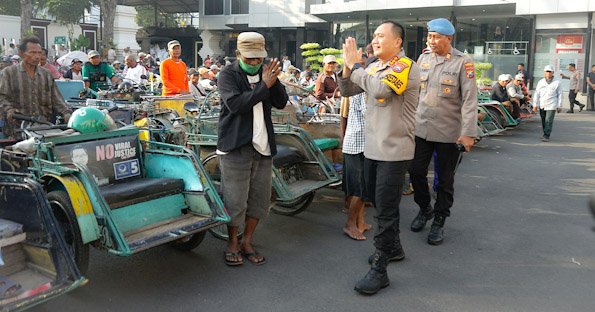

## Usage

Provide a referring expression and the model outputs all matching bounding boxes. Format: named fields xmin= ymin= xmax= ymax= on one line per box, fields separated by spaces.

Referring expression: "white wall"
xmin=535 ymin=13 xmax=589 ymax=29
xmin=517 ymin=0 xmax=595 ymax=15
xmin=199 ymin=0 xmax=323 ymax=30
xmin=311 ymin=0 xmax=454 ymax=14
xmin=0 ymin=15 xmax=22 ymax=49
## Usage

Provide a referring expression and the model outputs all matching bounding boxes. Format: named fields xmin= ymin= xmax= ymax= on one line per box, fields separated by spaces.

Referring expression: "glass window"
xmin=455 ymin=17 xmax=532 ymax=83
xmin=232 ymin=0 xmax=249 ymax=14
xmin=534 ymin=33 xmax=585 ymax=90
xmin=205 ymin=0 xmax=224 ymax=15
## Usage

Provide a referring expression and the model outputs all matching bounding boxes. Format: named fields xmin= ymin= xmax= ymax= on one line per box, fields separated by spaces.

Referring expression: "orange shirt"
xmin=160 ymin=58 xmax=189 ymax=96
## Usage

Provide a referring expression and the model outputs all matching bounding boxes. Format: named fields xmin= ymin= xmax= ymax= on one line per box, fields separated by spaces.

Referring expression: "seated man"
xmin=492 ymin=74 xmax=519 ymax=118
xmin=507 ymin=74 xmax=531 ymax=113
xmin=83 ymin=50 xmax=120 ymax=91
xmin=198 ymin=67 xmax=216 ymax=91
xmin=0 ymin=37 xmax=72 ymax=138
xmin=188 ymin=68 xmax=206 ymax=99
xmin=63 ymin=58 xmax=83 ymax=80
xmin=123 ymin=55 xmax=148 ymax=85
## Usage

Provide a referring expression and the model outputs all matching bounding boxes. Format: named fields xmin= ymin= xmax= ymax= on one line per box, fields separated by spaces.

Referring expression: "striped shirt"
xmin=0 ymin=62 xmax=71 ymax=137
xmin=342 ymin=92 xmax=366 ymax=155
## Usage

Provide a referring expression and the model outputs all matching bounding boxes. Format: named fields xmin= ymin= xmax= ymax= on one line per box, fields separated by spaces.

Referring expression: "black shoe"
xmin=427 ymin=215 xmax=446 ymax=245
xmin=541 ymin=136 xmax=550 ymax=142
xmin=368 ymin=246 xmax=405 ymax=264
xmin=354 ymin=268 xmax=390 ymax=295
xmin=567 ymin=109 xmax=574 ymax=113
xmin=579 ymin=104 xmax=585 ymax=112
xmin=411 ymin=209 xmax=434 ymax=232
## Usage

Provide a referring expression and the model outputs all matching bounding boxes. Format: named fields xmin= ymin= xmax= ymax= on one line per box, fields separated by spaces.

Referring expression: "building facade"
xmin=0 ymin=5 xmax=140 ymax=60
xmin=196 ymin=0 xmax=329 ymax=68
xmin=309 ymin=0 xmax=595 ymax=95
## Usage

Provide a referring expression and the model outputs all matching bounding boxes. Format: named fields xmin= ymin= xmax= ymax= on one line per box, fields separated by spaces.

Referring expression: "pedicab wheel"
xmin=170 ymin=231 xmax=207 ymax=251
xmin=202 ymin=152 xmax=244 ymax=240
xmin=272 ymin=191 xmax=315 ymax=216
xmin=47 ymin=190 xmax=90 ymax=275
xmin=209 ymin=224 xmax=244 ymax=241
xmin=485 ymin=106 xmax=507 ymax=128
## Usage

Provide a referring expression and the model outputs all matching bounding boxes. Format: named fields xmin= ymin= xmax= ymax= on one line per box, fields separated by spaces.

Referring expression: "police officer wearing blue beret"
xmin=409 ymin=18 xmax=478 ymax=245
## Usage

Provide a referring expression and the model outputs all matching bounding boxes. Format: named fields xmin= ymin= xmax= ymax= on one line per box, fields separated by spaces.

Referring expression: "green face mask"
xmin=239 ymin=59 xmax=262 ymax=75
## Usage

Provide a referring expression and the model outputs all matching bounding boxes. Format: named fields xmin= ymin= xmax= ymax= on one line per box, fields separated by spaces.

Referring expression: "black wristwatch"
xmin=351 ymin=63 xmax=362 ymax=71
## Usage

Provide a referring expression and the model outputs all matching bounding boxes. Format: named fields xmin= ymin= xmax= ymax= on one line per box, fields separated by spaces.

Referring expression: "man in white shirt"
xmin=5 ymin=43 xmax=18 ymax=56
xmin=107 ymin=47 xmax=117 ymax=63
xmin=533 ymin=65 xmax=563 ymax=142
xmin=198 ymin=67 xmax=216 ymax=91
xmin=123 ymin=55 xmax=148 ymax=84
xmin=57 ymin=45 xmax=68 ymax=58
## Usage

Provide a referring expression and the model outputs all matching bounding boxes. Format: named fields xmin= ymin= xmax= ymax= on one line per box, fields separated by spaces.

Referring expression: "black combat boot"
xmin=355 ymin=250 xmax=389 ymax=295
xmin=411 ymin=207 xmax=434 ymax=232
xmin=368 ymin=241 xmax=405 ymax=264
xmin=427 ymin=214 xmax=446 ymax=245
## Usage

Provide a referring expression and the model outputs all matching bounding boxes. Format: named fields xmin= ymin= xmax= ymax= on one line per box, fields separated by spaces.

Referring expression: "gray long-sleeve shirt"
xmin=338 ymin=51 xmax=420 ymax=162
xmin=0 ymin=62 xmax=71 ymax=137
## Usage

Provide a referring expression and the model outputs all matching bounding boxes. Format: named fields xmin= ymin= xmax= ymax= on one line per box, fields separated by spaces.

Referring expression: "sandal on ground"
xmin=224 ymin=251 xmax=243 ymax=266
xmin=241 ymin=250 xmax=267 ymax=265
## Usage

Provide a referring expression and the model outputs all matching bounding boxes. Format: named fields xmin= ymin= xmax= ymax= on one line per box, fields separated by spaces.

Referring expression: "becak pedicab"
xmin=4 ymin=107 xmax=229 ymax=274
xmin=0 ymin=169 xmax=86 ymax=311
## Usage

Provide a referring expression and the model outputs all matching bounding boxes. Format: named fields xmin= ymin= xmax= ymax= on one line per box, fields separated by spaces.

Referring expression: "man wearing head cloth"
xmin=491 ymin=73 xmax=518 ymax=118
xmin=216 ymin=32 xmax=288 ymax=266
xmin=409 ymin=18 xmax=478 ymax=245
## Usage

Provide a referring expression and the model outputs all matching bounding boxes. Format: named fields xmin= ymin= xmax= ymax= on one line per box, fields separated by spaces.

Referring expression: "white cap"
xmin=323 ymin=55 xmax=337 ymax=64
xmin=498 ymin=74 xmax=511 ymax=81
xmin=544 ymin=65 xmax=554 ymax=72
xmin=514 ymin=74 xmax=524 ymax=81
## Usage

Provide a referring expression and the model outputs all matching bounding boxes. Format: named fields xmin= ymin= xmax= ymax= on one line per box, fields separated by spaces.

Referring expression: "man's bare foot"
xmin=358 ymin=222 xmax=372 ymax=232
xmin=343 ymin=225 xmax=366 ymax=240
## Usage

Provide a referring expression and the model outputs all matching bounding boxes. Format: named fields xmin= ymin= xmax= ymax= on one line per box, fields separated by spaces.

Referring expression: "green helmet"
xmin=68 ymin=107 xmax=116 ymax=133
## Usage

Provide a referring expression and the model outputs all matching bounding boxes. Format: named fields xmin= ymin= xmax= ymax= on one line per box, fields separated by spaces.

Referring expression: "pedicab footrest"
xmin=99 ymin=178 xmax=185 ymax=209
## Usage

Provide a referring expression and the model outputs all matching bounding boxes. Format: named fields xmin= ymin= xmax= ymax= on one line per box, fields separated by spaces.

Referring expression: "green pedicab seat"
xmin=313 ymin=138 xmax=339 ymax=151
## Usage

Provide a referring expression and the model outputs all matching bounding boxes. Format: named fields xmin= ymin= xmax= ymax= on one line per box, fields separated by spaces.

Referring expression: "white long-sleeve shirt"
xmin=533 ymin=78 xmax=562 ymax=111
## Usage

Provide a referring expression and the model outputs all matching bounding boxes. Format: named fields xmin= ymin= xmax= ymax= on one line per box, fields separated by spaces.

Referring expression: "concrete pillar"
xmin=113 ymin=5 xmax=141 ymax=56
xmin=296 ymin=28 xmax=305 ymax=69
xmin=198 ymin=30 xmax=225 ymax=64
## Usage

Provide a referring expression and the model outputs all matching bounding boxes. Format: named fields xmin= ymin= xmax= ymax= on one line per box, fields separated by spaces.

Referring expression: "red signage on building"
xmin=556 ymin=35 xmax=583 ymax=53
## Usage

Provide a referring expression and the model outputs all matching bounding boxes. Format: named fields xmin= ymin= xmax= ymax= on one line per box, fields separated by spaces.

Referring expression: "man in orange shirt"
xmin=160 ymin=40 xmax=190 ymax=96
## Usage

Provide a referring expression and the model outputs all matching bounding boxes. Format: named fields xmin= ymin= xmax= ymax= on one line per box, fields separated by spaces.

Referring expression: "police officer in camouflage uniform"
xmin=340 ymin=20 xmax=420 ymax=295
xmin=410 ymin=18 xmax=478 ymax=245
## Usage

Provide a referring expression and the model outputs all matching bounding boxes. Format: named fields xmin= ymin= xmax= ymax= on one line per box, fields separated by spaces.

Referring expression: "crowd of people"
xmin=0 ymin=16 xmax=585 ymax=297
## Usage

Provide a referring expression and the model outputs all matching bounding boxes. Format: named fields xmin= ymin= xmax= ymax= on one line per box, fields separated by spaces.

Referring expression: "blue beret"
xmin=428 ymin=18 xmax=455 ymax=36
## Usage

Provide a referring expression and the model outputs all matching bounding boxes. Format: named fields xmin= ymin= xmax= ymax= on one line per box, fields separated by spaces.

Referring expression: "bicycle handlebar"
xmin=11 ymin=113 xmax=54 ymax=126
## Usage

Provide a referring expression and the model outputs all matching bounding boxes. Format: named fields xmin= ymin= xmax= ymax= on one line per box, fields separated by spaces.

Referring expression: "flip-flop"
xmin=242 ymin=250 xmax=267 ymax=265
xmin=224 ymin=251 xmax=243 ymax=266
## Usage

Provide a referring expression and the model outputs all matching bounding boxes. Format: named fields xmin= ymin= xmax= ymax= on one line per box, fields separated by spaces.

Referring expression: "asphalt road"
xmin=32 ymin=111 xmax=595 ymax=312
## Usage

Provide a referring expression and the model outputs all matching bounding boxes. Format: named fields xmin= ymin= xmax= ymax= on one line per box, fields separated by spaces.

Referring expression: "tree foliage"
xmin=45 ymin=0 xmax=95 ymax=25
xmin=0 ymin=0 xmax=21 ymax=16
xmin=135 ymin=5 xmax=179 ymax=28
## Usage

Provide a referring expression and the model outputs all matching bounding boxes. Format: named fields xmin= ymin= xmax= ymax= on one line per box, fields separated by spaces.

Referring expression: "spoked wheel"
xmin=272 ymin=191 xmax=315 ymax=216
xmin=47 ymin=190 xmax=90 ymax=275
xmin=170 ymin=231 xmax=206 ymax=251
xmin=202 ymin=152 xmax=244 ymax=241
xmin=485 ymin=105 xmax=507 ymax=129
